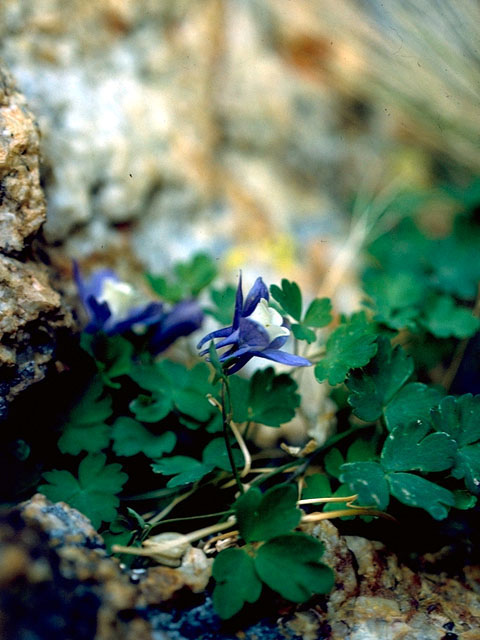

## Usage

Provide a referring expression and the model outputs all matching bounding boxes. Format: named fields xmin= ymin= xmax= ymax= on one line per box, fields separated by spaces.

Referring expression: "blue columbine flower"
xmin=74 ymin=263 xmax=203 ymax=354
xmin=197 ymin=274 xmax=311 ymax=374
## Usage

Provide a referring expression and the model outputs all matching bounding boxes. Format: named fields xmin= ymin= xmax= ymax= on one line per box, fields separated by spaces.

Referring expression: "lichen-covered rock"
xmin=0 ymin=62 xmax=73 ymax=418
xmin=0 ymin=498 xmax=152 ymax=640
xmin=0 ymin=64 xmax=46 ymax=253
xmin=294 ymin=521 xmax=480 ymax=640
xmin=19 ymin=492 xmax=105 ymax=550
xmin=0 ymin=252 xmax=73 ymax=416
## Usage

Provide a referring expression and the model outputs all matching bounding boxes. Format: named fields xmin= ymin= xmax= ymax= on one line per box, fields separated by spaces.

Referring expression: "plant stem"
xmin=221 ymin=379 xmax=244 ymax=494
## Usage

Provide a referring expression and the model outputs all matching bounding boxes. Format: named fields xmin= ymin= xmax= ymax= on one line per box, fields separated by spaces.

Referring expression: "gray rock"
xmin=0 ymin=64 xmax=46 ymax=252
xmin=0 ymin=62 xmax=73 ymax=418
xmin=0 ymin=0 xmax=345 ymax=275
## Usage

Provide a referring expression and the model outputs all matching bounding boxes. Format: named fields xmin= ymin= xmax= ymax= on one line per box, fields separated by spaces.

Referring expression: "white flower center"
xmin=98 ymin=278 xmax=141 ymax=318
xmin=249 ymin=298 xmax=290 ymax=343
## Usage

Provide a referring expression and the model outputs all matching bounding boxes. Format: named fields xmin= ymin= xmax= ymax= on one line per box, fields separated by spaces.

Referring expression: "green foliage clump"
xmin=6 ymin=181 xmax=480 ymax=622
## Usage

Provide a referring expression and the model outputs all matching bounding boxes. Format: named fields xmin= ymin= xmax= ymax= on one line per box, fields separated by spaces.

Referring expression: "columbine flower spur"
xmin=74 ymin=263 xmax=203 ymax=353
xmin=197 ymin=274 xmax=311 ymax=374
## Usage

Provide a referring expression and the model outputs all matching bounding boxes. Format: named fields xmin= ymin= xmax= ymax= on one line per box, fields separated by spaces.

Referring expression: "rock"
xmin=19 ymin=492 xmax=105 ymax=550
xmin=0 ymin=62 xmax=73 ymax=419
xmin=138 ymin=547 xmax=212 ymax=605
xmin=0 ymin=496 xmax=152 ymax=640
xmin=0 ymin=0 xmax=347 ymax=283
xmin=0 ymin=252 xmax=73 ymax=417
xmin=295 ymin=521 xmax=480 ymax=640
xmin=0 ymin=64 xmax=46 ymax=253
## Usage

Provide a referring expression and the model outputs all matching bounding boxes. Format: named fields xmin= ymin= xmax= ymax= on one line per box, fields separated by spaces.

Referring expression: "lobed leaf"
xmin=245 ymin=368 xmax=301 ymax=427
xmin=339 ymin=461 xmax=390 ymax=510
xmin=421 ymin=295 xmax=479 ymax=339
xmin=212 ymin=548 xmax=262 ymax=619
xmin=111 ymin=417 xmax=176 ymax=458
xmin=387 ymin=472 xmax=455 ymax=520
xmin=303 ymin=298 xmax=332 ymax=328
xmin=58 ymin=377 xmax=113 ymax=455
xmin=255 ymin=533 xmax=334 ymax=602
xmin=314 ymin=312 xmax=378 ymax=386
xmin=270 ymin=279 xmax=302 ymax=321
xmin=346 ymin=336 xmax=413 ymax=422
xmin=381 ymin=421 xmax=456 ymax=473
xmin=234 ymin=485 xmax=301 ymax=543
xmin=431 ymin=394 xmax=480 ymax=493
xmin=384 ymin=382 xmax=444 ymax=432
xmin=39 ymin=453 xmax=128 ymax=528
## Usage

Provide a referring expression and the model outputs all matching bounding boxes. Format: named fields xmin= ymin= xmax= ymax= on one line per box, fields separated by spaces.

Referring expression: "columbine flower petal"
xmin=197 ymin=273 xmax=311 ymax=374
xmin=149 ymin=299 xmax=204 ymax=355
xmin=74 ymin=263 xmax=203 ymax=349
xmin=243 ymin=277 xmax=269 ymax=317
xmin=248 ymin=299 xmax=290 ymax=343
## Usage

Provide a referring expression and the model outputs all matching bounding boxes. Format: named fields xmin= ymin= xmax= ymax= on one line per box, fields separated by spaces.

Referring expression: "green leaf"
xmin=429 ymin=228 xmax=480 ymax=301
xmin=291 ymin=323 xmax=316 ymax=344
xmin=363 ymin=270 xmax=426 ymax=330
xmin=205 ymin=284 xmax=237 ymax=326
xmin=102 ymin=518 xmax=135 ymax=553
xmin=452 ymin=490 xmax=477 ymax=510
xmin=346 ymin=337 xmax=413 ymax=422
xmin=339 ymin=461 xmax=390 ymax=510
xmin=145 ymin=274 xmax=184 ymax=303
xmin=229 ymin=375 xmax=250 ymax=423
xmin=270 ymin=279 xmax=302 ymax=321
xmin=255 ymin=533 xmax=334 ymax=602
xmin=174 ymin=252 xmax=217 ymax=297
xmin=151 ymin=455 xmax=211 ymax=487
xmin=246 ymin=368 xmax=300 ymax=426
xmin=381 ymin=421 xmax=456 ymax=473
xmin=346 ymin=437 xmax=379 ymax=462
xmin=430 ymin=394 xmax=480 ymax=447
xmin=387 ymin=473 xmax=455 ymax=520
xmin=431 ymin=394 xmax=480 ymax=493
xmin=58 ymin=424 xmax=111 ymax=456
xmin=303 ymin=298 xmax=332 ymax=328
xmin=384 ymin=382 xmax=444 ymax=432
xmin=111 ymin=417 xmax=176 ymax=458
xmin=58 ymin=377 xmax=113 ymax=455
xmin=212 ymin=548 xmax=262 ymax=619
xmin=39 ymin=453 xmax=128 ymax=528
xmin=129 ymin=362 xmax=170 ymax=392
xmin=202 ymin=438 xmax=244 ymax=472
xmin=146 ymin=252 xmax=217 ymax=303
xmin=151 ymin=438 xmax=243 ymax=487
xmin=234 ymin=485 xmax=301 ymax=543
xmin=173 ymin=388 xmax=213 ymax=422
xmin=89 ymin=335 xmax=134 ymax=388
xmin=314 ymin=312 xmax=378 ymax=386
xmin=421 ymin=295 xmax=479 ymax=338
xmin=323 ymin=448 xmax=344 ymax=479
xmin=129 ymin=393 xmax=172 ymax=422
xmin=301 ymin=474 xmax=331 ymax=500
xmin=130 ymin=360 xmax=218 ymax=424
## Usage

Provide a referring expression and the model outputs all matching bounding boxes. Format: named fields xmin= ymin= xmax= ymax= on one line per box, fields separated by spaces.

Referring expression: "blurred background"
xmin=1 ymin=0 xmax=479 ymax=306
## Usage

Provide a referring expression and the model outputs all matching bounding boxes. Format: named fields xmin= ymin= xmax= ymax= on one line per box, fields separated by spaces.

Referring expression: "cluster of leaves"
xmin=364 ymin=215 xmax=480 ymax=340
xmin=21 ymin=190 xmax=480 ymax=621
xmin=212 ymin=485 xmax=333 ymax=619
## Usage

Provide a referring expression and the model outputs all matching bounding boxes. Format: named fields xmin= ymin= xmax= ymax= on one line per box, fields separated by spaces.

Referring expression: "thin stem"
xmin=148 ymin=510 xmax=233 ymax=529
xmin=249 ymin=460 xmax=303 ymax=487
xmin=146 ymin=489 xmax=195 ymax=526
xmin=112 ymin=518 xmax=237 ymax=557
xmin=243 ymin=420 xmax=252 ymax=442
xmin=221 ymin=379 xmax=244 ymax=494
